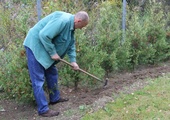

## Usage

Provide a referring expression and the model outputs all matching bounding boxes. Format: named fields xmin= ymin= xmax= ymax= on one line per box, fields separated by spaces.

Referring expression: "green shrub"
xmin=59 ymin=30 xmax=106 ymax=90
xmin=0 ymin=43 xmax=33 ymax=102
xmin=0 ymin=1 xmax=35 ymax=102
xmin=94 ymin=2 xmax=122 ymax=73
xmin=126 ymin=3 xmax=170 ymax=67
xmin=0 ymin=6 xmax=12 ymax=48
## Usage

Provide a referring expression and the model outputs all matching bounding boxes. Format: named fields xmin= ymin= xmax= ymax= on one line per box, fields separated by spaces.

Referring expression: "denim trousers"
xmin=25 ymin=46 xmax=60 ymax=114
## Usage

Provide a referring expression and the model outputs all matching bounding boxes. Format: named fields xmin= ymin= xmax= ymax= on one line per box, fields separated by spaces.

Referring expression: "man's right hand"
xmin=51 ymin=54 xmax=60 ymax=61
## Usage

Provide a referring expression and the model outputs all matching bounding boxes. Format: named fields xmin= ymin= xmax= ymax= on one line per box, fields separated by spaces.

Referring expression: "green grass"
xmin=81 ymin=73 xmax=170 ymax=120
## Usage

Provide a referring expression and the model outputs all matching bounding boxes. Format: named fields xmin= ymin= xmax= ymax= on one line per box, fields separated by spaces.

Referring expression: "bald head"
xmin=74 ymin=11 xmax=89 ymax=29
xmin=75 ymin=11 xmax=89 ymax=23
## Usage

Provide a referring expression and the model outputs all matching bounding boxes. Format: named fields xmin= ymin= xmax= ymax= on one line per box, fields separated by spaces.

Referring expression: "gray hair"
xmin=75 ymin=11 xmax=89 ymax=23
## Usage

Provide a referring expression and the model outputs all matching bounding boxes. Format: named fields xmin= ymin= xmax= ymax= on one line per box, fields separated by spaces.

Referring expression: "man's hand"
xmin=71 ymin=62 xmax=79 ymax=70
xmin=51 ymin=54 xmax=60 ymax=61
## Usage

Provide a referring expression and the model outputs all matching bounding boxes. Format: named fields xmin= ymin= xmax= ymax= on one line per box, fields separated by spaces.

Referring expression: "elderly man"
xmin=23 ymin=11 xmax=89 ymax=117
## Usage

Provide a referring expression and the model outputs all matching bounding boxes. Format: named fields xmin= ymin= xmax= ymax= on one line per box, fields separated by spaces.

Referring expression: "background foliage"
xmin=0 ymin=0 xmax=170 ymax=102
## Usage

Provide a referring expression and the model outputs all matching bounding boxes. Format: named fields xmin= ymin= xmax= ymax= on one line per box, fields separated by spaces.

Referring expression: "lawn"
xmin=82 ymin=73 xmax=170 ymax=120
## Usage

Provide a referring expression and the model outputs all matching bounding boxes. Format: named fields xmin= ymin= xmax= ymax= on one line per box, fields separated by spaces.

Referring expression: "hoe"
xmin=59 ymin=58 xmax=108 ymax=87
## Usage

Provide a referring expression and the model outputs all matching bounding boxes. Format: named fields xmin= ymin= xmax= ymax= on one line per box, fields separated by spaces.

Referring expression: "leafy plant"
xmin=0 ymin=43 xmax=33 ymax=102
xmin=126 ymin=3 xmax=170 ymax=67
xmin=59 ymin=30 xmax=106 ymax=90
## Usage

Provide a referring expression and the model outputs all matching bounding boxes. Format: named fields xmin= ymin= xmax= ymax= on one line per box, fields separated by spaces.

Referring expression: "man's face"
xmin=74 ymin=21 xmax=88 ymax=29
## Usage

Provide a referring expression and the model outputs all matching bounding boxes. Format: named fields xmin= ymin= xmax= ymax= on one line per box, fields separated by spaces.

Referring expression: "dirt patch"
xmin=0 ymin=62 xmax=170 ymax=120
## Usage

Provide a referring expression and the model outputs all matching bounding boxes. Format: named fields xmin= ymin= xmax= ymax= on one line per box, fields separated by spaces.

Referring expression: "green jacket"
xmin=23 ymin=11 xmax=76 ymax=69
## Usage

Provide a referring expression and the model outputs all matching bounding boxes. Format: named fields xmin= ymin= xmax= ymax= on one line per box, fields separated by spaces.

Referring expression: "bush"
xmin=58 ymin=30 xmax=106 ymax=90
xmin=0 ymin=43 xmax=33 ymax=102
xmin=126 ymin=3 xmax=170 ymax=67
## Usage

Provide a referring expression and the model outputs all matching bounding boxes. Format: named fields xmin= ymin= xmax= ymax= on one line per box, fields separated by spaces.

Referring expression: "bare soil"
xmin=0 ymin=61 xmax=170 ymax=120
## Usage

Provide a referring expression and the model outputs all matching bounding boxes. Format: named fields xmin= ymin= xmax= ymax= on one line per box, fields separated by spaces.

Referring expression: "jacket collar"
xmin=70 ymin=15 xmax=75 ymax=31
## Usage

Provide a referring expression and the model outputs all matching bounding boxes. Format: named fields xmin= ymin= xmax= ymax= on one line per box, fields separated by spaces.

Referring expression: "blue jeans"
xmin=25 ymin=46 xmax=60 ymax=114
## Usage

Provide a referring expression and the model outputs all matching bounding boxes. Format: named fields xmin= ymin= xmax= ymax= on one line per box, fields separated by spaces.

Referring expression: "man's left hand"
xmin=71 ymin=62 xmax=79 ymax=70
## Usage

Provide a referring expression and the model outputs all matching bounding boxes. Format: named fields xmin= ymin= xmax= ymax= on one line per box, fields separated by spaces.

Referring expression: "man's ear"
xmin=74 ymin=18 xmax=81 ymax=23
xmin=77 ymin=19 xmax=82 ymax=22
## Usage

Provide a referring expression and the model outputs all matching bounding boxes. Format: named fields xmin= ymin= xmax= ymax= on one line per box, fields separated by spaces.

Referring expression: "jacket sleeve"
xmin=39 ymin=19 xmax=66 ymax=56
xmin=67 ymin=40 xmax=76 ymax=63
